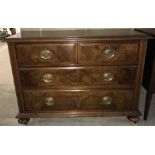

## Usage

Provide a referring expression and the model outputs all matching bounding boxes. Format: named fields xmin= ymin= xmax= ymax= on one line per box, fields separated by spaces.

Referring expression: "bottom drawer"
xmin=23 ymin=89 xmax=133 ymax=112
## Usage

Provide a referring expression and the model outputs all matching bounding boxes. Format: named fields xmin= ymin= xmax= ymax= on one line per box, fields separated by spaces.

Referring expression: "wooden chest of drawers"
xmin=6 ymin=29 xmax=151 ymax=124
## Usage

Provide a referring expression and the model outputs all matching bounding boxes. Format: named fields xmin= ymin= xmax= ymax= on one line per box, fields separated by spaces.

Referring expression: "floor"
xmin=0 ymin=42 xmax=155 ymax=126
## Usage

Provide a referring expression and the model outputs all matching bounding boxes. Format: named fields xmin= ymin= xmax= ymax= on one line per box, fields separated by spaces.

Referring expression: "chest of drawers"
xmin=6 ymin=29 xmax=151 ymax=124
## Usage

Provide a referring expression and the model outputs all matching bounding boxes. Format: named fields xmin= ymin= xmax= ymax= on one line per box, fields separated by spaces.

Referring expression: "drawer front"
xmin=20 ymin=67 xmax=136 ymax=88
xmin=79 ymin=42 xmax=139 ymax=65
xmin=15 ymin=44 xmax=77 ymax=66
xmin=23 ymin=89 xmax=133 ymax=112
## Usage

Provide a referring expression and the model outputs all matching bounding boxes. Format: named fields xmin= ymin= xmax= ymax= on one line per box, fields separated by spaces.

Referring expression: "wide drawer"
xmin=15 ymin=43 xmax=77 ymax=67
xmin=20 ymin=67 xmax=136 ymax=88
xmin=79 ymin=42 xmax=139 ymax=65
xmin=23 ymin=89 xmax=133 ymax=112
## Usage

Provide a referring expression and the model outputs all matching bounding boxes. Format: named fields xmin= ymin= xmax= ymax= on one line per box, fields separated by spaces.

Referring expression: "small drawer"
xmin=78 ymin=42 xmax=139 ymax=65
xmin=15 ymin=43 xmax=77 ymax=67
xmin=19 ymin=66 xmax=136 ymax=88
xmin=23 ymin=89 xmax=133 ymax=112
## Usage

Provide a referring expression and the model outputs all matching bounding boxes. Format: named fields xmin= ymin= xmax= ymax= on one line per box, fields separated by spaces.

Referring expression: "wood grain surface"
xmin=19 ymin=66 xmax=136 ymax=88
xmin=23 ymin=89 xmax=133 ymax=112
xmin=15 ymin=43 xmax=77 ymax=66
xmin=79 ymin=42 xmax=139 ymax=65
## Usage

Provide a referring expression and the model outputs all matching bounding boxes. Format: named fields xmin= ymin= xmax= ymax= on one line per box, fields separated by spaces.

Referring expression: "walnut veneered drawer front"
xmin=79 ymin=42 xmax=139 ymax=65
xmin=23 ymin=89 xmax=133 ymax=112
xmin=19 ymin=67 xmax=136 ymax=88
xmin=15 ymin=43 xmax=77 ymax=67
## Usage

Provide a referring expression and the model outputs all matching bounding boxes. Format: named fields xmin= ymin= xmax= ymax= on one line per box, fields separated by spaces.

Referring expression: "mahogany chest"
xmin=6 ymin=29 xmax=151 ymax=124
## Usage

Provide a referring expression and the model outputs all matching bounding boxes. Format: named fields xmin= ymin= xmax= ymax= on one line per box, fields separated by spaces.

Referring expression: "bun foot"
xmin=127 ymin=116 xmax=140 ymax=123
xmin=18 ymin=118 xmax=30 ymax=125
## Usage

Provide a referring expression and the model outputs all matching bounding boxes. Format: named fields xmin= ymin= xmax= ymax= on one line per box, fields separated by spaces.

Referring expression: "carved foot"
xmin=127 ymin=116 xmax=140 ymax=123
xmin=18 ymin=118 xmax=30 ymax=125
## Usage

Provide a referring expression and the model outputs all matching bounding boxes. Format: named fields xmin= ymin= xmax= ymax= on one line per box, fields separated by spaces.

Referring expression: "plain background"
xmin=0 ymin=0 xmax=155 ymax=155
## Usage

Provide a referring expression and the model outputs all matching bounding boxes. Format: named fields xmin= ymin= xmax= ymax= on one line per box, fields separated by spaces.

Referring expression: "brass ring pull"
xmin=103 ymin=72 xmax=114 ymax=81
xmin=101 ymin=96 xmax=112 ymax=105
xmin=42 ymin=74 xmax=54 ymax=83
xmin=45 ymin=97 xmax=55 ymax=106
xmin=40 ymin=48 xmax=53 ymax=60
xmin=104 ymin=47 xmax=116 ymax=59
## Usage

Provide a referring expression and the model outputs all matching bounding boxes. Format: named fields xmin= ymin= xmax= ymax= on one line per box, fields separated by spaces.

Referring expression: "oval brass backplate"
xmin=45 ymin=97 xmax=55 ymax=106
xmin=104 ymin=47 xmax=116 ymax=59
xmin=101 ymin=96 xmax=112 ymax=105
xmin=42 ymin=74 xmax=54 ymax=83
xmin=40 ymin=48 xmax=53 ymax=60
xmin=103 ymin=73 xmax=114 ymax=81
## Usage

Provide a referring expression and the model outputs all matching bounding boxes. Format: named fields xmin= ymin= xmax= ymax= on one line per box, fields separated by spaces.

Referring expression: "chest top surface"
xmin=6 ymin=29 xmax=151 ymax=41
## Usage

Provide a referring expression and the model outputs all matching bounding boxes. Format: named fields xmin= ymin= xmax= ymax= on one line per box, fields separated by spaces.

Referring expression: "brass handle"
xmin=101 ymin=96 xmax=112 ymax=105
xmin=103 ymin=73 xmax=114 ymax=81
xmin=45 ymin=97 xmax=55 ymax=106
xmin=43 ymin=74 xmax=54 ymax=83
xmin=40 ymin=48 xmax=53 ymax=60
xmin=104 ymin=47 xmax=116 ymax=59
